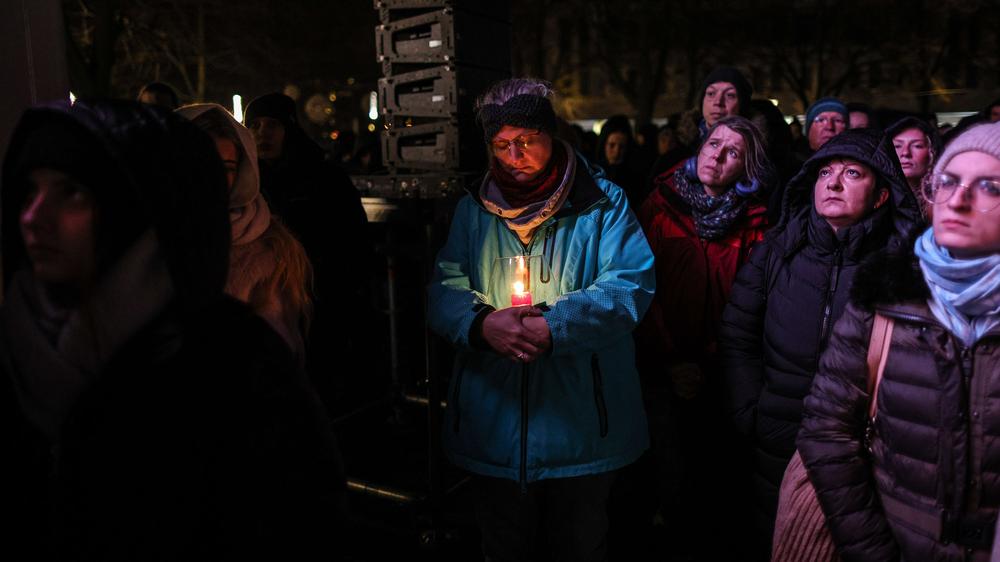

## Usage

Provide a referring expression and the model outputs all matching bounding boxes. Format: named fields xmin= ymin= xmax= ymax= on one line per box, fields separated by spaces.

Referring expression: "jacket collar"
xmin=850 ymin=228 xmax=930 ymax=311
xmin=467 ymin=151 xmax=606 ymax=219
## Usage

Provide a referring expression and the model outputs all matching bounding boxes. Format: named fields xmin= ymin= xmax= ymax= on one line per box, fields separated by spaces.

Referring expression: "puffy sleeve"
xmin=718 ymin=239 xmax=772 ymax=437
xmin=797 ymin=303 xmax=899 ymax=561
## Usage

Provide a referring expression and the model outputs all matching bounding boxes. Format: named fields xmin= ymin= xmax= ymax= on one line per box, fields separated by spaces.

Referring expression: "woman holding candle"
xmin=427 ymin=78 xmax=655 ymax=562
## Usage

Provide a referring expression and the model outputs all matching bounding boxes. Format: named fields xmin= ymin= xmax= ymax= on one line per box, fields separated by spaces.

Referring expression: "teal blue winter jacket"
xmin=427 ymin=154 xmax=655 ymax=483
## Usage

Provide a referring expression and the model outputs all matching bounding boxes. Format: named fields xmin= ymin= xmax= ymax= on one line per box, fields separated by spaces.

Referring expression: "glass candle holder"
xmin=491 ymin=255 xmax=548 ymax=308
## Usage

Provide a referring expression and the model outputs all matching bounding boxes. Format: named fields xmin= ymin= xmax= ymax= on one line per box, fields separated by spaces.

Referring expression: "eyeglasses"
xmin=922 ymin=173 xmax=1000 ymax=213
xmin=491 ymin=133 xmax=541 ymax=155
xmin=812 ymin=115 xmax=846 ymax=128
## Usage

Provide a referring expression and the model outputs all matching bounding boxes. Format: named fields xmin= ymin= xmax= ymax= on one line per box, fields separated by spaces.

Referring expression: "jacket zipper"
xmin=591 ymin=353 xmax=609 ymax=437
xmin=520 ymin=362 xmax=530 ymax=494
xmin=959 ymin=345 xmax=974 ymax=517
xmin=819 ymin=246 xmax=844 ymax=344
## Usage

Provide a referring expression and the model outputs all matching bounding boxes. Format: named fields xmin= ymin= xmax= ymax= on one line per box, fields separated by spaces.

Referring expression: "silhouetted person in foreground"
xmin=0 ymin=99 xmax=344 ymax=560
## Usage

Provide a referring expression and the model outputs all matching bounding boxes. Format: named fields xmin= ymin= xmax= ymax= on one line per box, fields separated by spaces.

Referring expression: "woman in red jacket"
xmin=637 ymin=115 xmax=772 ymax=393
xmin=635 ymin=114 xmax=773 ymax=558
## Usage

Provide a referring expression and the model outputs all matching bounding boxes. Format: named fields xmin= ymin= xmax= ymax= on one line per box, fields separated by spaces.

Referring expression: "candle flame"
xmin=513 ymin=281 xmax=525 ymax=294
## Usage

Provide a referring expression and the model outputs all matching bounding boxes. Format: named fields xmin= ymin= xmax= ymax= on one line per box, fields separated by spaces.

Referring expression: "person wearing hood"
xmin=798 ymin=120 xmax=1000 ymax=561
xmin=176 ymin=103 xmax=312 ymax=363
xmin=0 ymin=99 xmax=345 ymax=559
xmin=243 ymin=92 xmax=372 ymax=411
xmin=718 ymin=128 xmax=922 ymax=556
xmin=426 ymin=78 xmax=655 ymax=561
xmin=886 ymin=115 xmax=943 ymax=218
xmin=596 ymin=114 xmax=645 ymax=209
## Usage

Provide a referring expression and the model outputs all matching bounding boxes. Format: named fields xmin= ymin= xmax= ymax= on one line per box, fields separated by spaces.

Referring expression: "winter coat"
xmin=596 ymin=116 xmax=647 ymax=209
xmin=0 ymin=100 xmax=344 ymax=560
xmin=635 ymin=162 xmax=769 ymax=373
xmin=258 ymin=124 xmax=373 ymax=405
xmin=798 ymin=246 xmax=1000 ymax=562
xmin=718 ymin=128 xmax=922 ymax=525
xmin=176 ymin=103 xmax=308 ymax=359
xmin=427 ymin=153 xmax=655 ymax=485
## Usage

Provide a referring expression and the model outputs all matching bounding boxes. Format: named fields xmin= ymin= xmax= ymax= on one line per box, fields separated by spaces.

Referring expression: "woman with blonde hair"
xmin=177 ymin=104 xmax=313 ymax=362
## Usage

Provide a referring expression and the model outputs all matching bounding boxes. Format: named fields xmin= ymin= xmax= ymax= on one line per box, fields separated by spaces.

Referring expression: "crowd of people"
xmin=428 ymin=70 xmax=1000 ymax=562
xmin=2 ymin=67 xmax=1000 ymax=561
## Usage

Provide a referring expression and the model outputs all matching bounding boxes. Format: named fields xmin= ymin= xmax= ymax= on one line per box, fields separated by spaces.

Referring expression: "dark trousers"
xmin=475 ymin=471 xmax=617 ymax=562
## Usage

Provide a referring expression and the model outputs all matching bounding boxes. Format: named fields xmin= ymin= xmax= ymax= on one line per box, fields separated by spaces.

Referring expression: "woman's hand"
xmin=481 ymin=307 xmax=551 ymax=363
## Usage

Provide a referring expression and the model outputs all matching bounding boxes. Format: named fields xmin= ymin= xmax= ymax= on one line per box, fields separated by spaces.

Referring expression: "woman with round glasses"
xmin=427 ymin=78 xmax=655 ymax=561
xmin=798 ymin=121 xmax=1000 ymax=560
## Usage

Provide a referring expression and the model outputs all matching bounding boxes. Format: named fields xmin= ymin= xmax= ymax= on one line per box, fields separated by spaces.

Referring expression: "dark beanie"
xmin=476 ymin=94 xmax=558 ymax=142
xmin=701 ymin=67 xmax=752 ymax=115
xmin=805 ymin=97 xmax=848 ymax=134
xmin=243 ymin=92 xmax=298 ymax=129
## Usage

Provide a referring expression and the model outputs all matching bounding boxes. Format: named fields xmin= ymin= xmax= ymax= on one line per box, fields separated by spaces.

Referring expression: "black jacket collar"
xmin=849 ymin=227 xmax=930 ymax=311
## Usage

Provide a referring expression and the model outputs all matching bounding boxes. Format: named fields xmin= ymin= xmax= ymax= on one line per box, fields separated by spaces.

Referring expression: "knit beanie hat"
xmin=476 ymin=94 xmax=558 ymax=142
xmin=805 ymin=97 xmax=848 ymax=133
xmin=243 ymin=93 xmax=298 ymax=129
xmin=933 ymin=121 xmax=1000 ymax=176
xmin=701 ymin=67 xmax=752 ymax=116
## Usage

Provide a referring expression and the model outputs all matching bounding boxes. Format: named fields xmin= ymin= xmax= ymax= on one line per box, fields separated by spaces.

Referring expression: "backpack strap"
xmin=865 ymin=312 xmax=895 ymax=419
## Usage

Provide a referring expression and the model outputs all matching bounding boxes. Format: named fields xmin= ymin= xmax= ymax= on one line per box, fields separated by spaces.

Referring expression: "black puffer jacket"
xmin=0 ymin=100 xmax=345 ymax=560
xmin=718 ymin=129 xmax=922 ymax=527
xmin=799 ymin=246 xmax=1000 ymax=562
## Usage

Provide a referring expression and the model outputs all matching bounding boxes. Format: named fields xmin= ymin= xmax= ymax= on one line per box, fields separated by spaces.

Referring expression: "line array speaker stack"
xmin=340 ymin=4 xmax=514 ymax=533
xmin=359 ymin=0 xmax=511 ymax=198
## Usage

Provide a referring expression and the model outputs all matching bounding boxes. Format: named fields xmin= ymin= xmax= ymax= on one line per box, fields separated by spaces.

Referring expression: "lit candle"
xmin=511 ymin=257 xmax=532 ymax=306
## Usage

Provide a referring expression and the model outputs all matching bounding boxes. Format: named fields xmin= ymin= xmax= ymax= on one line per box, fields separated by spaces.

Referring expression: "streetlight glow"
xmin=233 ymin=94 xmax=244 ymax=122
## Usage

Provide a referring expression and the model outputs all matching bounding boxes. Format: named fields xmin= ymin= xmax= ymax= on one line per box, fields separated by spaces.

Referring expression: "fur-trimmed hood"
xmin=849 ymin=226 xmax=930 ymax=311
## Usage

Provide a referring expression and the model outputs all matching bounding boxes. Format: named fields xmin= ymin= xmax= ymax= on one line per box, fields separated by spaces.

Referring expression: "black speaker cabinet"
xmin=376 ymin=8 xmax=511 ymax=71
xmin=374 ymin=0 xmax=510 ymax=24
xmin=381 ymin=119 xmax=484 ymax=172
xmin=378 ymin=64 xmax=505 ymax=118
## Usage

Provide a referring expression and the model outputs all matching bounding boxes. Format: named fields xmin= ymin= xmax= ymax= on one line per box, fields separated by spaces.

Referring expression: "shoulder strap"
xmin=866 ymin=312 xmax=895 ymax=419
